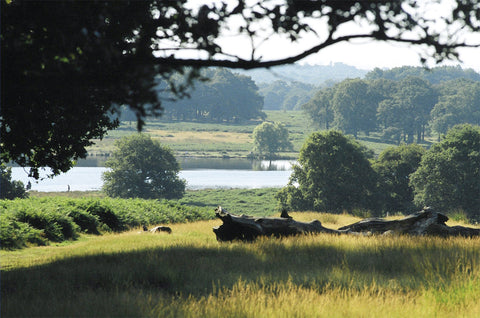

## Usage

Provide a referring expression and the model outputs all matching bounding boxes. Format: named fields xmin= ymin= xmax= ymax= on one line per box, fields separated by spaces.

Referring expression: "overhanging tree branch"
xmin=154 ymin=33 xmax=480 ymax=70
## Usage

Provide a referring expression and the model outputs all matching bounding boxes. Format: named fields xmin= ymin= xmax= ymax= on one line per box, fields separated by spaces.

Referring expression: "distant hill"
xmin=365 ymin=66 xmax=480 ymax=84
xmin=234 ymin=63 xmax=369 ymax=85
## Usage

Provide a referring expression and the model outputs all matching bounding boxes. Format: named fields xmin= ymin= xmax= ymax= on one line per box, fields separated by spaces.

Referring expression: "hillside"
xmin=234 ymin=62 xmax=369 ymax=85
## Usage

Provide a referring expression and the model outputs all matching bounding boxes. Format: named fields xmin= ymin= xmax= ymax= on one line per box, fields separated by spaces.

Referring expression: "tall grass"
xmin=2 ymin=216 xmax=479 ymax=317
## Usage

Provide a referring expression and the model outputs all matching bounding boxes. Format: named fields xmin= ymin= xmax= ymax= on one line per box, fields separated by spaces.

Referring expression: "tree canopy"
xmin=252 ymin=122 xmax=293 ymax=158
xmin=102 ymin=134 xmax=185 ymax=200
xmin=410 ymin=124 xmax=480 ymax=220
xmin=277 ymin=130 xmax=378 ymax=214
xmin=260 ymin=81 xmax=315 ymax=110
xmin=2 ymin=0 xmax=480 ymax=176
xmin=162 ymin=68 xmax=265 ymax=122
xmin=303 ymin=69 xmax=478 ymax=143
xmin=373 ymin=144 xmax=425 ymax=214
xmin=0 ymin=164 xmax=28 ymax=200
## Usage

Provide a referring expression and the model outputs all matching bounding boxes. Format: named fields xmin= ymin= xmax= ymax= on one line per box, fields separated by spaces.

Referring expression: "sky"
xmin=202 ymin=0 xmax=480 ymax=72
xmin=215 ymin=24 xmax=480 ymax=72
xmin=300 ymin=40 xmax=480 ymax=71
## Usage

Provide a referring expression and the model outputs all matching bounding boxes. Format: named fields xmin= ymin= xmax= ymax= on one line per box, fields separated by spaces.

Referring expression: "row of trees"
xmin=277 ymin=124 xmax=480 ymax=220
xmin=260 ymin=81 xmax=315 ymax=111
xmin=366 ymin=66 xmax=480 ymax=84
xmin=252 ymin=66 xmax=479 ymax=112
xmin=302 ymin=76 xmax=480 ymax=143
xmin=160 ymin=68 xmax=265 ymax=122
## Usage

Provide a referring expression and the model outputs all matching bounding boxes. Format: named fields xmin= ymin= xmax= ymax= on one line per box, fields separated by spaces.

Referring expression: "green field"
xmin=2 ymin=190 xmax=480 ymax=317
xmin=86 ymin=111 xmax=407 ymax=160
xmin=2 ymin=212 xmax=479 ymax=317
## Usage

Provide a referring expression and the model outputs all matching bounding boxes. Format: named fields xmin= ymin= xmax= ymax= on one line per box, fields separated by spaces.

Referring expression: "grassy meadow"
xmin=85 ymin=110 xmax=405 ymax=160
xmin=2 ymin=211 xmax=480 ymax=317
xmin=0 ymin=110 xmax=465 ymax=317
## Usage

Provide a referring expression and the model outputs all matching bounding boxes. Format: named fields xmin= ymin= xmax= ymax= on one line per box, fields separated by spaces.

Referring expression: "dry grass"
xmin=2 ymin=217 xmax=480 ymax=317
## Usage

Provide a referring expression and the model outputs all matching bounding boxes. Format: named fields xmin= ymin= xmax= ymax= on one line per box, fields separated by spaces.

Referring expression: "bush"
xmin=85 ymin=201 xmax=123 ymax=232
xmin=67 ymin=208 xmax=100 ymax=235
xmin=1 ymin=197 xmax=214 ymax=249
xmin=0 ymin=214 xmax=47 ymax=249
xmin=15 ymin=207 xmax=79 ymax=242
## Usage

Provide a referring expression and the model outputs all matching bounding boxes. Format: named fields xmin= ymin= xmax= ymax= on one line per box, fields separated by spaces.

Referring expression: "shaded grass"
xmin=2 ymin=218 xmax=479 ymax=317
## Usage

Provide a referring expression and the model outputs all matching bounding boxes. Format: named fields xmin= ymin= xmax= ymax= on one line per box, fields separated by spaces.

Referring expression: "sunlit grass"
xmin=2 ymin=215 xmax=479 ymax=317
xmin=85 ymin=111 xmax=403 ymax=159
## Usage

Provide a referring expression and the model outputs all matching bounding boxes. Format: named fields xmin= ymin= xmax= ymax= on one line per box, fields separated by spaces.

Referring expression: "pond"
xmin=11 ymin=159 xmax=295 ymax=192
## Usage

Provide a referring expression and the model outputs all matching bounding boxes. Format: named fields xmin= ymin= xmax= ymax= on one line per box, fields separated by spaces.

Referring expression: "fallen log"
xmin=212 ymin=206 xmax=480 ymax=241
xmin=338 ymin=207 xmax=480 ymax=237
xmin=213 ymin=206 xmax=340 ymax=241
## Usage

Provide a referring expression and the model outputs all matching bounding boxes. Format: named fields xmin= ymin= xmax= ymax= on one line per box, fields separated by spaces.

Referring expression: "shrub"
xmin=15 ymin=208 xmax=79 ymax=242
xmin=1 ymin=197 xmax=214 ymax=249
xmin=0 ymin=214 xmax=47 ymax=249
xmin=67 ymin=208 xmax=100 ymax=235
xmin=85 ymin=201 xmax=123 ymax=232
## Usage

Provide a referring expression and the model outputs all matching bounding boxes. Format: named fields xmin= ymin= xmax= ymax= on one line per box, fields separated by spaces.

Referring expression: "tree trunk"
xmin=213 ymin=207 xmax=340 ymax=241
xmin=212 ymin=207 xmax=480 ymax=242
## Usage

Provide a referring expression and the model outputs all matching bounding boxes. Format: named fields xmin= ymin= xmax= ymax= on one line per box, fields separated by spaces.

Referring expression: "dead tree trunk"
xmin=213 ymin=206 xmax=480 ymax=242
xmin=213 ymin=206 xmax=340 ymax=241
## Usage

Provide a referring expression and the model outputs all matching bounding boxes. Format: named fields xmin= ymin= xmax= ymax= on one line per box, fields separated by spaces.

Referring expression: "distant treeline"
xmin=303 ymin=67 xmax=480 ymax=143
xmin=120 ymin=68 xmax=265 ymax=123
xmin=118 ymin=66 xmax=479 ymax=131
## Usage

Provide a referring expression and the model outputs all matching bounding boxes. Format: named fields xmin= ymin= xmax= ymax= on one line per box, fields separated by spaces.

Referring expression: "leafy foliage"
xmin=277 ymin=130 xmax=378 ymax=214
xmin=303 ymin=67 xmax=479 ymax=143
xmin=302 ymin=88 xmax=334 ymax=130
xmin=260 ymin=80 xmax=315 ymax=110
xmin=162 ymin=68 xmax=265 ymax=122
xmin=102 ymin=134 xmax=186 ymax=199
xmin=0 ymin=164 xmax=28 ymax=200
xmin=365 ymin=66 xmax=480 ymax=84
xmin=3 ymin=0 xmax=480 ymax=177
xmin=2 ymin=1 xmax=163 ymax=178
xmin=410 ymin=124 xmax=480 ymax=220
xmin=430 ymin=79 xmax=480 ymax=135
xmin=0 ymin=197 xmax=214 ymax=249
xmin=373 ymin=144 xmax=426 ymax=214
xmin=332 ymin=79 xmax=378 ymax=138
xmin=252 ymin=122 xmax=293 ymax=158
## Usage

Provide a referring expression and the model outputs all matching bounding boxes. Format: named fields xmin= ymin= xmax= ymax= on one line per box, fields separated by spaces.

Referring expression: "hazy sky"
xmin=216 ymin=24 xmax=480 ymax=72
xmin=300 ymin=40 xmax=480 ymax=71
xmin=205 ymin=1 xmax=480 ymax=72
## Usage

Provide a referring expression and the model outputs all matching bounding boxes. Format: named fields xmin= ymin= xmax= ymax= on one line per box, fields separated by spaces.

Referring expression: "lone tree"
xmin=410 ymin=124 xmax=480 ymax=220
xmin=252 ymin=122 xmax=293 ymax=158
xmin=102 ymin=134 xmax=185 ymax=199
xmin=277 ymin=130 xmax=379 ymax=214
xmin=2 ymin=0 xmax=480 ymax=177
